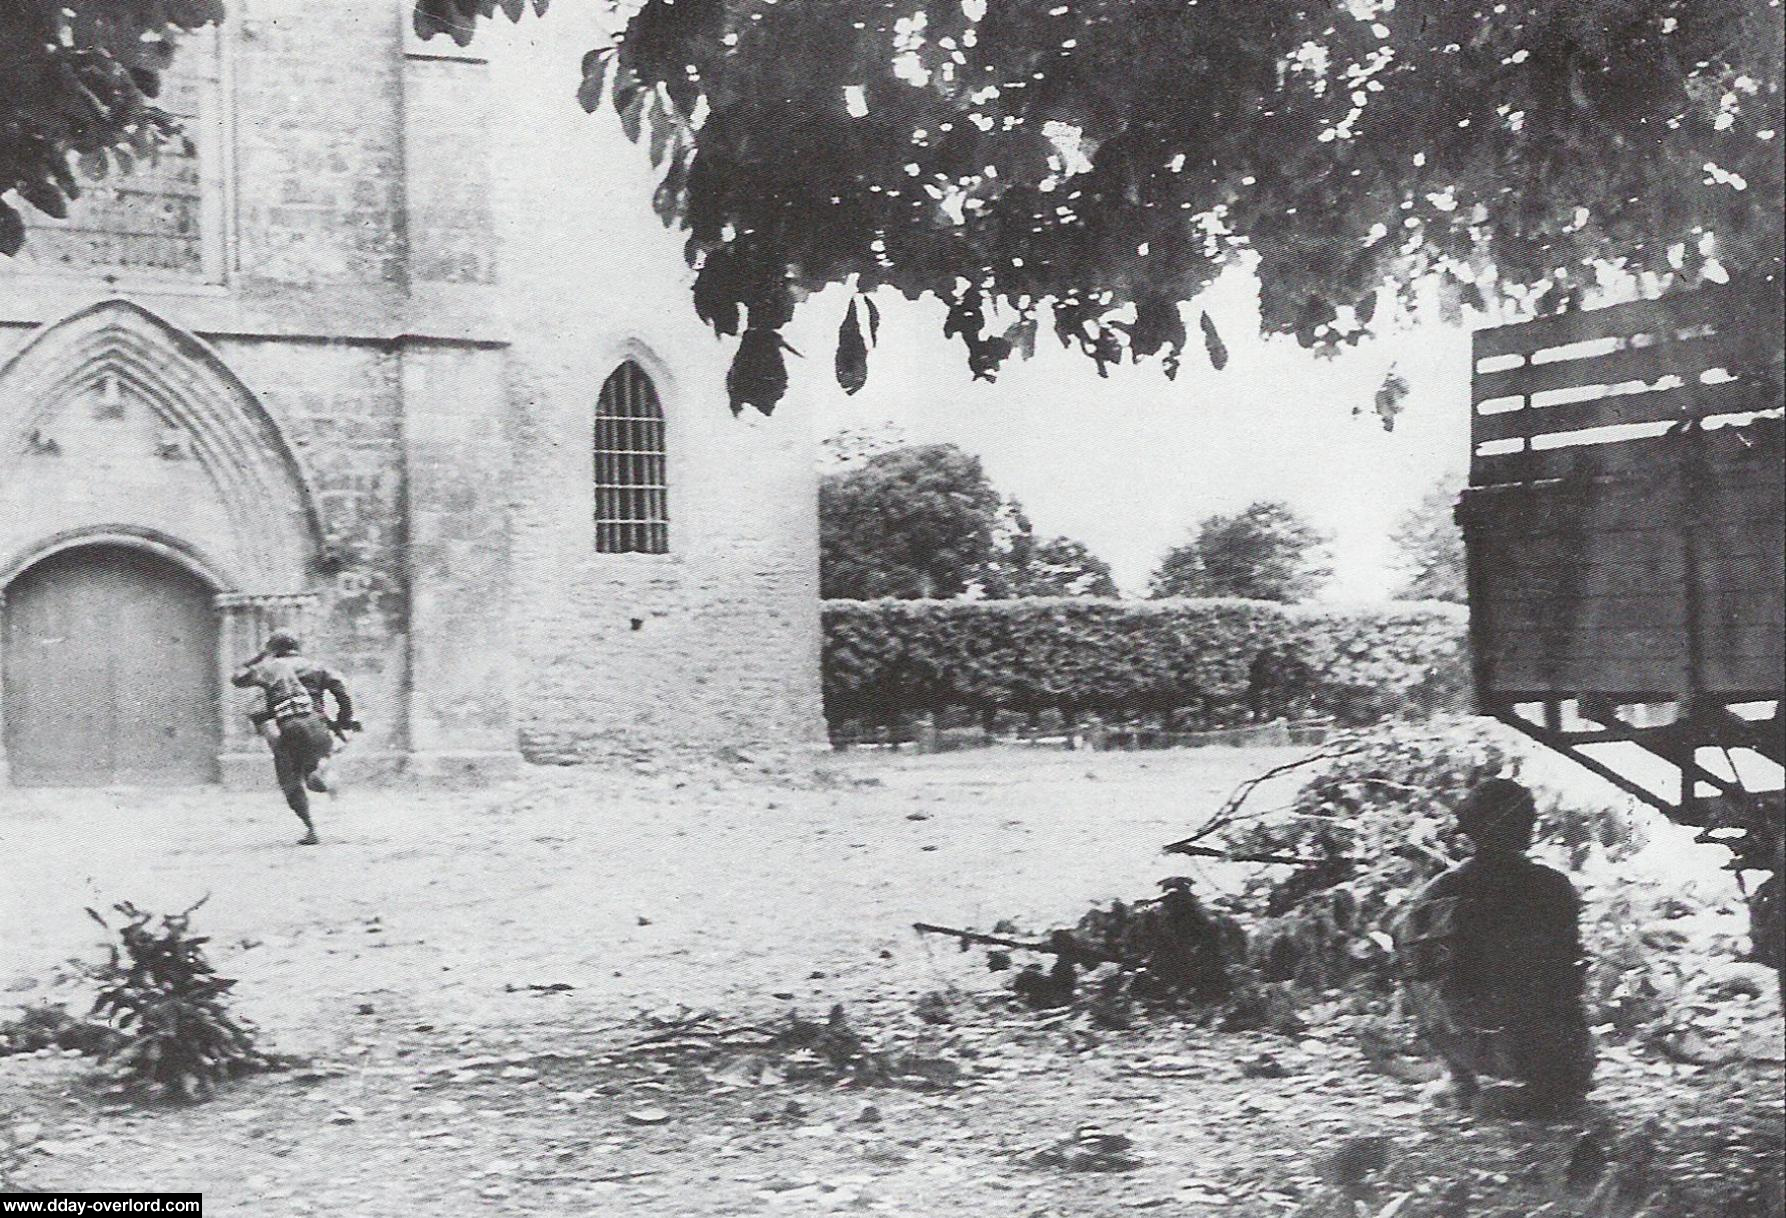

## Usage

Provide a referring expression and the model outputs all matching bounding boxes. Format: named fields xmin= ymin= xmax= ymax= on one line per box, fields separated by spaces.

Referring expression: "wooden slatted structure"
xmin=1458 ymin=284 xmax=1784 ymax=869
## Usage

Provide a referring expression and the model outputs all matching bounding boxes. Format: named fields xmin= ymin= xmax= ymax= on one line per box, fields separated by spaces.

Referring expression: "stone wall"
xmin=483 ymin=13 xmax=825 ymax=762
xmin=0 ymin=1 xmax=823 ymax=785
xmin=208 ymin=337 xmax=411 ymax=766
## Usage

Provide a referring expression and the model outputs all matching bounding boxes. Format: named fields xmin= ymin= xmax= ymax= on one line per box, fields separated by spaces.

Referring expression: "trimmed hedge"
xmin=822 ymin=598 xmax=1469 ymax=733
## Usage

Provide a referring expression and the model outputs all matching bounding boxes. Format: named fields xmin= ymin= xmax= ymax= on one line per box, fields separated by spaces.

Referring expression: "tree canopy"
xmin=1148 ymin=500 xmax=1332 ymax=602
xmin=819 ymin=440 xmax=1115 ymax=599
xmin=820 ymin=443 xmax=1005 ymax=598
xmin=7 ymin=1 xmax=1781 ymax=415
xmin=559 ymin=0 xmax=1786 ymax=413
xmin=988 ymin=534 xmax=1117 ymax=598
xmin=1391 ymin=477 xmax=1469 ymax=602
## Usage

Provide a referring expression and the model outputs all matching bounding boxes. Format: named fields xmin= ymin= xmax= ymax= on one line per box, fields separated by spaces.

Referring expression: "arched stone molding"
xmin=0 ymin=302 xmax=327 ymax=786
xmin=597 ymin=335 xmax=684 ymax=418
xmin=0 ymin=299 xmax=323 ymax=593
xmin=0 ymin=525 xmax=239 ymax=593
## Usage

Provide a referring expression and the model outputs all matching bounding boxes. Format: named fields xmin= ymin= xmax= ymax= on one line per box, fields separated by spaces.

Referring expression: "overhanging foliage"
xmin=8 ymin=2 xmax=1778 ymax=417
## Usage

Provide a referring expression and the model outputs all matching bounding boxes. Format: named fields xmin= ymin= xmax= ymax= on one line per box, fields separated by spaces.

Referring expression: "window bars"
xmin=594 ymin=361 xmax=670 ymax=554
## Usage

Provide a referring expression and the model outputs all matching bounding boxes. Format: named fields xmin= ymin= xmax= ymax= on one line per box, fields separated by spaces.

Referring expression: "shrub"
xmin=85 ymin=900 xmax=278 ymax=1101
xmin=821 ymin=597 xmax=1467 ymax=734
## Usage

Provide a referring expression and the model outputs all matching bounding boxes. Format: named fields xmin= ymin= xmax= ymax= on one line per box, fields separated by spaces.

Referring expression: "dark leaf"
xmin=577 ymin=49 xmax=610 ymax=113
xmin=612 ymin=64 xmax=646 ymax=122
xmin=1199 ymin=311 xmax=1229 ymax=371
xmin=864 ymin=296 xmax=881 ymax=346
xmin=648 ymin=94 xmax=674 ymax=165
xmin=1355 ymin=290 xmax=1378 ymax=328
xmin=728 ymin=328 xmax=789 ymax=416
xmin=746 ymin=280 xmax=795 ymax=330
xmin=693 ymin=256 xmax=744 ymax=336
xmin=0 ymin=203 xmax=24 ymax=258
xmin=1004 ymin=316 xmax=1038 ymax=361
xmin=836 ymin=298 xmax=869 ymax=395
xmin=967 ymin=333 xmax=1014 ymax=382
xmin=16 ymin=177 xmax=68 ymax=220
xmin=653 ymin=155 xmax=688 ymax=224
xmin=1374 ymin=365 xmax=1409 ymax=433
xmin=620 ymin=90 xmax=649 ymax=145
xmin=1089 ymin=328 xmax=1121 ymax=378
xmin=943 ymin=294 xmax=984 ymax=343
xmin=1128 ymin=297 xmax=1187 ymax=377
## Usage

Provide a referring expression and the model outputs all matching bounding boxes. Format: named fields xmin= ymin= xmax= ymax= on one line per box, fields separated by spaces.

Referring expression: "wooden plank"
xmin=1489 ymin=626 xmax=1781 ymax=664
xmin=1696 ymin=615 xmax=1786 ymax=658
xmin=1461 ymin=435 xmax=1782 ymax=517
xmin=1490 ymin=625 xmax=1699 ymax=657
xmin=1471 ymin=516 xmax=1783 ymax=551
xmin=1472 ymin=377 xmax=1776 ymax=444
xmin=1477 ymin=557 xmax=1685 ymax=600
xmin=1696 ymin=539 xmax=1786 ymax=578
xmin=1477 ymin=527 xmax=1686 ymax=566
xmin=1476 ymin=559 xmax=1781 ymax=607
xmin=1484 ymin=627 xmax=1781 ymax=688
xmin=1472 ymin=288 xmax=1741 ymax=360
xmin=1480 ymin=525 xmax=1779 ymax=563
xmin=1474 ymin=332 xmax=1753 ymax=402
xmin=1485 ymin=594 xmax=1690 ymax=632
xmin=1484 ymin=653 xmax=1688 ymax=696
xmin=1700 ymin=654 xmax=1786 ymax=696
xmin=1457 ymin=476 xmax=1681 ymax=532
xmin=1482 ymin=578 xmax=1780 ymax=621
xmin=1471 ymin=422 xmax=1785 ymax=486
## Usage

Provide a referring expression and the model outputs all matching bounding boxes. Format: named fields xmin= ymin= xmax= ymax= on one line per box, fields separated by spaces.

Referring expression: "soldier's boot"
xmin=1479 ymin=1082 xmax=1588 ymax=1121
xmin=282 ymin=777 xmax=320 ymax=846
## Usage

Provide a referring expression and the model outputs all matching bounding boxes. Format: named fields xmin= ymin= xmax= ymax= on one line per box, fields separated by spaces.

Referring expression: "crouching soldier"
xmin=232 ymin=630 xmax=357 ymax=846
xmin=1393 ymin=778 xmax=1594 ymax=1118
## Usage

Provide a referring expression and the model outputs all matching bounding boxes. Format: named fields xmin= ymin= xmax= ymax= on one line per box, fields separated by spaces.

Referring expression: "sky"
xmin=787 ymin=267 xmax=1476 ymax=601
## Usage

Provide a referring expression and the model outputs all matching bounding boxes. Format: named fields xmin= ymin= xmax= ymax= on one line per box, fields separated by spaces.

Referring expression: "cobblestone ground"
xmin=2 ymin=747 xmax=1777 ymax=1216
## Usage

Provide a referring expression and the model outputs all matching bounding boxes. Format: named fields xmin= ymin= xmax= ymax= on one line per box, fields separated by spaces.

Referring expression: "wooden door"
xmin=3 ymin=546 xmax=219 ymax=786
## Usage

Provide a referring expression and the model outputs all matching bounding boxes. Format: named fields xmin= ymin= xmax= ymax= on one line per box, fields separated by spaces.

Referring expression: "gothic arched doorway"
xmin=3 ymin=545 xmax=220 ymax=786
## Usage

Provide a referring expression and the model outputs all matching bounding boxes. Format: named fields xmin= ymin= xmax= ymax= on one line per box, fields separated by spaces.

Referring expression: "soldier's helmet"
xmin=1454 ymin=778 xmax=1538 ymax=853
xmin=265 ymin=629 xmax=302 ymax=657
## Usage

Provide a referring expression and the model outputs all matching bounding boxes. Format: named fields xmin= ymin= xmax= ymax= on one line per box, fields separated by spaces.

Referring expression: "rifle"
xmin=1161 ymin=841 xmax=1356 ymax=867
xmin=911 ymin=922 xmax=1131 ymax=967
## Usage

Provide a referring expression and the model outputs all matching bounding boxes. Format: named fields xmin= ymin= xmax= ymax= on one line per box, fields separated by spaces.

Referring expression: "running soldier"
xmin=1393 ymin=778 xmax=1595 ymax=1117
xmin=232 ymin=630 xmax=356 ymax=845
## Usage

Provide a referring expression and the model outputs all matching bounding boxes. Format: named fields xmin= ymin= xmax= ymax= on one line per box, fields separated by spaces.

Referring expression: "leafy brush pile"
xmin=1579 ymin=874 xmax=1782 ymax=1065
xmin=0 ymin=1001 xmax=124 ymax=1058
xmin=756 ymin=1005 xmax=961 ymax=1089
xmin=1217 ymin=720 xmax=1785 ymax=1065
xmin=627 ymin=1005 xmax=961 ymax=1091
xmin=84 ymin=899 xmax=283 ymax=1101
xmin=951 ymin=879 xmax=1271 ymax=1032
xmin=1228 ymin=721 xmax=1645 ymax=997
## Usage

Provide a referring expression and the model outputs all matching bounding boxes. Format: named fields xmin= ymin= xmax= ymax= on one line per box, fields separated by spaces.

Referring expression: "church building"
xmin=0 ymin=3 xmax=823 ymax=787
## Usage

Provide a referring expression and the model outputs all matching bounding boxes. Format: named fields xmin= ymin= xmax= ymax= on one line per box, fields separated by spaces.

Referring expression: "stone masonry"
xmin=0 ymin=2 xmax=823 ymax=788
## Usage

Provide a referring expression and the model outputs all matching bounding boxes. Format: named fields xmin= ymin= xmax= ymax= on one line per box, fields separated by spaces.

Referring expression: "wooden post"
xmin=914 ymin=710 xmax=940 ymax=754
xmin=1082 ymin=711 xmax=1108 ymax=752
